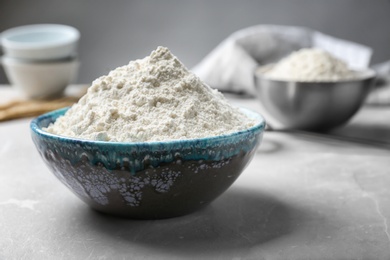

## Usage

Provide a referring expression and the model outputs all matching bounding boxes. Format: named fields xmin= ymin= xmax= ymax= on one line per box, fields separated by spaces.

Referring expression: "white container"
xmin=0 ymin=24 xmax=80 ymax=61
xmin=1 ymin=56 xmax=79 ymax=99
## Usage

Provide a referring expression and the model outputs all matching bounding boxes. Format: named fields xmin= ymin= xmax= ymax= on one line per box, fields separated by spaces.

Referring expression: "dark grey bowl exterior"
xmin=31 ymin=108 xmax=265 ymax=219
xmin=254 ymin=70 xmax=375 ymax=131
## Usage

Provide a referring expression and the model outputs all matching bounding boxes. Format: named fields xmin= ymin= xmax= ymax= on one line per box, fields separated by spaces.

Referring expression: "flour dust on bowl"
xmin=30 ymin=46 xmax=266 ymax=219
xmin=31 ymin=107 xmax=265 ymax=219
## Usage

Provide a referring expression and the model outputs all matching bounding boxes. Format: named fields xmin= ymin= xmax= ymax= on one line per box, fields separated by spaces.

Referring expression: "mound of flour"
xmin=45 ymin=46 xmax=255 ymax=142
xmin=264 ymin=48 xmax=356 ymax=82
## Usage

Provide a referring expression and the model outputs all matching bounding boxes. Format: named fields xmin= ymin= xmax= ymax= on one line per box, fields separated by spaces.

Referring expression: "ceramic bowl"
xmin=1 ymin=56 xmax=79 ymax=99
xmin=30 ymin=107 xmax=266 ymax=219
xmin=1 ymin=24 xmax=80 ymax=61
xmin=254 ymin=67 xmax=376 ymax=131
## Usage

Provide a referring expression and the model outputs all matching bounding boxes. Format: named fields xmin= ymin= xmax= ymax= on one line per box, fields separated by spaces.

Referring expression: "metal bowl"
xmin=254 ymin=68 xmax=376 ymax=131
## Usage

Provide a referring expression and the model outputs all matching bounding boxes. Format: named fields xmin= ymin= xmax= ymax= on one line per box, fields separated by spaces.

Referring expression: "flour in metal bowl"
xmin=262 ymin=48 xmax=357 ymax=82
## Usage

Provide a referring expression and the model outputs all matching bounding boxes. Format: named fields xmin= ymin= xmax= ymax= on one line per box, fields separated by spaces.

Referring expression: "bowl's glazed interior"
xmin=31 ymin=107 xmax=265 ymax=219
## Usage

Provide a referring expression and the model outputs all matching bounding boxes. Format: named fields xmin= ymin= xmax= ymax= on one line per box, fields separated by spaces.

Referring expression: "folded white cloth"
xmin=192 ymin=25 xmax=373 ymax=96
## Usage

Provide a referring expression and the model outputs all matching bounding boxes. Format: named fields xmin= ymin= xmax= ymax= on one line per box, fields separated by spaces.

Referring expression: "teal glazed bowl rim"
xmin=31 ymin=107 xmax=266 ymax=149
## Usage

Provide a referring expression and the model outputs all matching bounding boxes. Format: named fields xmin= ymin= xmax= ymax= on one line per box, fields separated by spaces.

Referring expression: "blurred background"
xmin=1 ymin=0 xmax=390 ymax=85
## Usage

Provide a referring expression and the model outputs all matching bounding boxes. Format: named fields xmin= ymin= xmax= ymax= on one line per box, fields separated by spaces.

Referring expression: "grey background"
xmin=1 ymin=0 xmax=390 ymax=84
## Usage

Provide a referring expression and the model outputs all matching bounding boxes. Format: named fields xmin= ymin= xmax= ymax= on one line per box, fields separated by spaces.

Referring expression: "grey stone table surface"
xmin=0 ymin=86 xmax=390 ymax=260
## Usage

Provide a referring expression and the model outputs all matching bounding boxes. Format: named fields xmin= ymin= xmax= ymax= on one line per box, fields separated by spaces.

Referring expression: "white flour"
xmin=263 ymin=48 xmax=356 ymax=82
xmin=46 ymin=46 xmax=255 ymax=142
